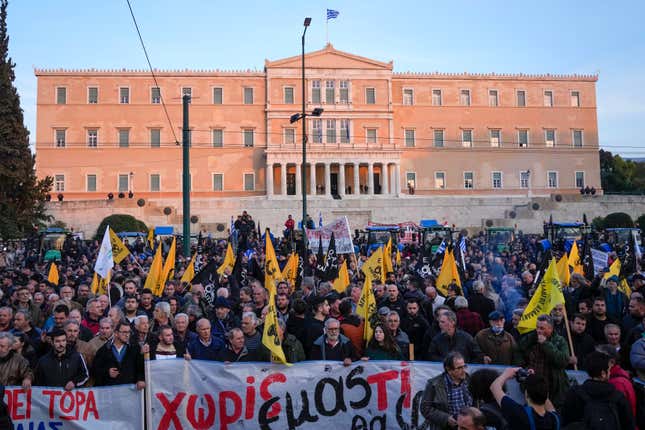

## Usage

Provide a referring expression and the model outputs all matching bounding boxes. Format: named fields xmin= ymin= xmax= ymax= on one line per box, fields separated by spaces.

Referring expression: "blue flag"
xmin=327 ymin=9 xmax=339 ymax=20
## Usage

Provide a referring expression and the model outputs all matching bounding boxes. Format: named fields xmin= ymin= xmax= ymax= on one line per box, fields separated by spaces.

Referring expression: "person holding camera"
xmin=490 ymin=367 xmax=560 ymax=430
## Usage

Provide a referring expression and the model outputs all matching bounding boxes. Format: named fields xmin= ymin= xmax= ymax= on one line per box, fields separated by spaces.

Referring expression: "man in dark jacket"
xmin=401 ymin=299 xmax=430 ymax=360
xmin=150 ymin=326 xmax=186 ymax=360
xmin=35 ymin=329 xmax=89 ymax=389
xmin=211 ymin=297 xmax=240 ymax=343
xmin=217 ymin=328 xmax=254 ymax=362
xmin=92 ymin=321 xmax=145 ymax=389
xmin=468 ymin=281 xmax=495 ymax=324
xmin=310 ymin=318 xmax=357 ymax=365
xmin=562 ymin=351 xmax=635 ymax=429
xmin=427 ymin=310 xmax=483 ymax=363
xmin=569 ymin=313 xmax=596 ymax=369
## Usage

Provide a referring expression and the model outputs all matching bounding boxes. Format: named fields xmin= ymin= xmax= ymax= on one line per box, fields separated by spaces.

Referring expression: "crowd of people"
xmin=0 ymin=213 xmax=643 ymax=430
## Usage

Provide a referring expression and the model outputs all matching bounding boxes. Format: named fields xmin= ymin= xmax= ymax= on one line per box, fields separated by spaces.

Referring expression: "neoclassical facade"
xmin=35 ymin=44 xmax=601 ymax=201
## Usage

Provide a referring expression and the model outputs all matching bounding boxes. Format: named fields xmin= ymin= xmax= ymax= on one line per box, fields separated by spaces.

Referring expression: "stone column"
xmin=394 ymin=163 xmax=401 ymax=197
xmin=324 ymin=163 xmax=331 ymax=197
xmin=353 ymin=162 xmax=360 ymax=195
xmin=338 ymin=163 xmax=345 ymax=196
xmin=310 ymin=163 xmax=316 ymax=196
xmin=281 ymin=163 xmax=287 ymax=195
xmin=368 ymin=162 xmax=374 ymax=195
xmin=382 ymin=163 xmax=389 ymax=195
xmin=295 ymin=163 xmax=301 ymax=196
xmin=266 ymin=163 xmax=274 ymax=197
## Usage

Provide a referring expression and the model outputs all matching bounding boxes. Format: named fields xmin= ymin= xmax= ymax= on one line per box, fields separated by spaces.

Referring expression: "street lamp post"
xmin=301 ymin=17 xmax=311 ymax=235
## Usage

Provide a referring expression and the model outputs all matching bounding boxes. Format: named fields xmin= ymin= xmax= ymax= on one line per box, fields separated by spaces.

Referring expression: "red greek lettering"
xmin=186 ymin=394 xmax=215 ymax=430
xmin=245 ymin=376 xmax=256 ymax=419
xmin=219 ymin=390 xmax=242 ymax=429
xmin=156 ymin=392 xmax=186 ymax=430
xmin=400 ymin=362 xmax=411 ymax=409
xmin=260 ymin=373 xmax=286 ymax=418
xmin=43 ymin=389 xmax=62 ymax=419
xmin=366 ymin=370 xmax=398 ymax=411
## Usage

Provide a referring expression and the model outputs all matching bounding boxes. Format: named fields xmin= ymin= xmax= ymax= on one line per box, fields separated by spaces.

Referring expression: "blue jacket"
xmin=187 ymin=336 xmax=224 ymax=361
xmin=630 ymin=337 xmax=645 ymax=378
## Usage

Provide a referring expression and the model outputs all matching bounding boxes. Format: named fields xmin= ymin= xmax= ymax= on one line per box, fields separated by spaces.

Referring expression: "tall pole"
xmin=182 ymin=95 xmax=191 ymax=258
xmin=301 ymin=23 xmax=308 ymax=243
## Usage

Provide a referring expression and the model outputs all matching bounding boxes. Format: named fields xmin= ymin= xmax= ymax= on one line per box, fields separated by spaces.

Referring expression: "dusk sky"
xmin=8 ymin=0 xmax=645 ymax=157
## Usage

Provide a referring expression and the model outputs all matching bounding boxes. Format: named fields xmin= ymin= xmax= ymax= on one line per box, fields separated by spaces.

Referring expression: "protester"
xmin=35 ymin=329 xmax=88 ymax=389
xmin=309 ymin=318 xmax=357 ymax=365
xmin=92 ymin=321 xmax=145 ymax=389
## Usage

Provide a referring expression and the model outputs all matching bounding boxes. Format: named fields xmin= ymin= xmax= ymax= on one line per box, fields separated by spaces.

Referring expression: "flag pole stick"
xmin=326 ymin=17 xmax=329 ymax=44
xmin=561 ymin=304 xmax=578 ymax=371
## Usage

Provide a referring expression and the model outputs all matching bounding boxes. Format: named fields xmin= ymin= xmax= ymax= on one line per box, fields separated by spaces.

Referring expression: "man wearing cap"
xmin=475 ymin=311 xmax=517 ymax=365
xmin=604 ymin=275 xmax=628 ymax=321
xmin=211 ymin=297 xmax=239 ymax=343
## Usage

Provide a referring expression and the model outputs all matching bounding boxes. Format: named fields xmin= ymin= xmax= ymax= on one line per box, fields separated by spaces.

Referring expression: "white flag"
xmin=94 ymin=227 xmax=114 ymax=278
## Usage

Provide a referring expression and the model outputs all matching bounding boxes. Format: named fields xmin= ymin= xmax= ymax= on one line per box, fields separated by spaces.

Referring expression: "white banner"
xmin=148 ymin=360 xmax=587 ymax=430
xmin=306 ymin=217 xmax=354 ymax=254
xmin=592 ymin=248 xmax=609 ymax=275
xmin=4 ymin=384 xmax=143 ymax=429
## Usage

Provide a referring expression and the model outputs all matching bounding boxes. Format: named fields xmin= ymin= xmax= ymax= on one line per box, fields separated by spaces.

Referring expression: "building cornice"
xmin=34 ymin=68 xmax=264 ymax=77
xmin=393 ymin=71 xmax=598 ymax=82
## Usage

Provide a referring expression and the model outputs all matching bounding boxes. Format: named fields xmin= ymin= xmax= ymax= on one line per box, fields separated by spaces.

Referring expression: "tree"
xmin=600 ymin=149 xmax=644 ymax=194
xmin=0 ymin=0 xmax=52 ymax=239
xmin=637 ymin=214 xmax=645 ymax=231
xmin=602 ymin=212 xmax=634 ymax=229
xmin=95 ymin=214 xmax=147 ymax=240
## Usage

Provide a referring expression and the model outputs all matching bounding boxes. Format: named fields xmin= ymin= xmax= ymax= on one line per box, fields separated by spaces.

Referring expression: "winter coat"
xmin=35 ymin=348 xmax=89 ymax=388
xmin=608 ymin=364 xmax=637 ymax=423
xmin=426 ymin=329 xmax=483 ymax=363
xmin=474 ymin=328 xmax=517 ymax=365
xmin=561 ymin=379 xmax=634 ymax=430
xmin=420 ymin=372 xmax=471 ymax=430
xmin=92 ymin=341 xmax=144 ymax=386
xmin=630 ymin=337 xmax=645 ymax=379
xmin=282 ymin=333 xmax=306 ymax=363
xmin=0 ymin=350 xmax=33 ymax=386
xmin=310 ymin=334 xmax=357 ymax=361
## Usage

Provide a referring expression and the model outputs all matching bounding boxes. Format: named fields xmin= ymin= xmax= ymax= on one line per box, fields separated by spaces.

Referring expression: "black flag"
xmin=581 ymin=232 xmax=595 ymax=281
xmin=620 ymin=231 xmax=639 ymax=279
xmin=191 ymin=258 xmax=219 ymax=306
xmin=315 ymin=235 xmax=326 ymax=280
xmin=319 ymin=233 xmax=339 ymax=282
xmin=415 ymin=244 xmax=433 ymax=278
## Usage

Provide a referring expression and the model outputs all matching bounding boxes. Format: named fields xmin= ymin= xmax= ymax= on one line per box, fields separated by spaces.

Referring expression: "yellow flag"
xmin=395 ymin=248 xmax=401 ymax=266
xmin=48 ymin=263 xmax=59 ymax=285
xmin=264 ymin=229 xmax=281 ymax=294
xmin=147 ymin=226 xmax=155 ymax=249
xmin=145 ymin=244 xmax=164 ymax=296
xmin=108 ymin=228 xmax=130 ymax=264
xmin=180 ymin=253 xmax=197 ymax=284
xmin=332 ymin=260 xmax=350 ymax=293
xmin=604 ymin=259 xmax=632 ymax=297
xmin=435 ymin=249 xmax=461 ymax=296
xmin=160 ymin=236 xmax=176 ymax=287
xmin=567 ymin=241 xmax=583 ymax=275
xmin=518 ymin=258 xmax=565 ymax=334
xmin=362 ymin=247 xmax=385 ymax=283
xmin=281 ymin=253 xmax=298 ymax=289
xmin=91 ymin=270 xmax=110 ymax=295
xmin=356 ymin=276 xmax=377 ymax=341
xmin=217 ymin=243 xmax=236 ymax=275
xmin=262 ymin=286 xmax=290 ymax=365
xmin=383 ymin=238 xmax=394 ymax=275
xmin=556 ymin=255 xmax=570 ymax=286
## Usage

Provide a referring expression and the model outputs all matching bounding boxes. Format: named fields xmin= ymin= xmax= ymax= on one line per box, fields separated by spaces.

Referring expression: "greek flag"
xmin=459 ymin=237 xmax=466 ymax=255
xmin=436 ymin=240 xmax=446 ymax=255
xmin=319 ymin=212 xmax=323 ymax=228
xmin=327 ymin=9 xmax=339 ymax=20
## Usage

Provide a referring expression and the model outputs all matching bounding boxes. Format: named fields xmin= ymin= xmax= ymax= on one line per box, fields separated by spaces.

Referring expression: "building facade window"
xmin=326 ymin=119 xmax=336 ymax=143
xmin=118 ymin=129 xmax=130 ymax=147
xmin=520 ymin=171 xmax=530 ymax=189
xmin=433 ymin=129 xmax=444 ymax=147
xmin=339 ymin=80 xmax=349 ymax=104
xmin=150 ymin=174 xmax=160 ymax=192
xmin=570 ymin=91 xmax=580 ymax=107
xmin=88 ymin=87 xmax=98 ymax=104
xmin=86 ymin=174 xmax=96 ymax=192
xmin=151 ymin=87 xmax=161 ymax=104
xmin=543 ymin=90 xmax=553 ymax=107
xmin=312 ymin=119 xmax=322 ymax=143
xmin=312 ymin=80 xmax=321 ymax=103
xmin=118 ymin=174 xmax=129 ymax=192
xmin=464 ymin=172 xmax=474 ymax=189
xmin=518 ymin=129 xmax=529 ymax=148
xmin=404 ymin=129 xmax=415 ymax=147
xmin=545 ymin=129 xmax=556 ymax=147
xmin=403 ymin=88 xmax=414 ymax=105
xmin=212 ymin=129 xmax=223 ymax=147
xmin=492 ymin=171 xmax=503 ymax=189
xmin=434 ymin=171 xmax=446 ymax=189
xmin=213 ymin=173 xmax=224 ymax=191
xmin=460 ymin=89 xmax=471 ymax=106
xmin=284 ymin=87 xmax=294 ymax=104
xmin=406 ymin=172 xmax=416 ymax=189
xmin=432 ymin=89 xmax=442 ymax=106
xmin=56 ymin=87 xmax=67 ymax=104
xmin=365 ymin=87 xmax=375 ymax=104
xmin=244 ymin=173 xmax=255 ymax=191
xmin=490 ymin=129 xmax=501 ymax=147
xmin=182 ymin=87 xmax=192 ymax=102
xmin=339 ymin=119 xmax=350 ymax=143
xmin=150 ymin=128 xmax=161 ymax=147
xmin=55 ymin=129 xmax=66 ymax=147
xmin=488 ymin=90 xmax=498 ymax=107
xmin=213 ymin=87 xmax=223 ymax=104
xmin=575 ymin=171 xmax=585 ymax=188
xmin=120 ymin=87 xmax=130 ymax=104
xmin=243 ymin=87 xmax=254 ymax=104
xmin=325 ymin=80 xmax=335 ymax=104
xmin=243 ymin=129 xmax=254 ymax=147
xmin=573 ymin=130 xmax=583 ymax=147
xmin=366 ymin=128 xmax=377 ymax=144
xmin=547 ymin=171 xmax=558 ymax=188
xmin=87 ymin=129 xmax=98 ymax=147
xmin=462 ymin=129 xmax=473 ymax=147
xmin=284 ymin=128 xmax=295 ymax=145
xmin=54 ymin=174 xmax=65 ymax=192
xmin=516 ymin=90 xmax=526 ymax=107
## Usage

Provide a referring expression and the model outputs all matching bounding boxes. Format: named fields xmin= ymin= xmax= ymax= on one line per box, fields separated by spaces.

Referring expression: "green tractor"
xmin=38 ymin=227 xmax=72 ymax=262
xmin=419 ymin=220 xmax=454 ymax=253
xmin=486 ymin=227 xmax=515 ymax=254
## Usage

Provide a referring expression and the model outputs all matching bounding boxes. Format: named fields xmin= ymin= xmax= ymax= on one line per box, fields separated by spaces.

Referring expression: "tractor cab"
xmin=543 ymin=221 xmax=587 ymax=252
xmin=485 ymin=227 xmax=515 ymax=254
xmin=365 ymin=225 xmax=400 ymax=254
xmin=600 ymin=228 xmax=643 ymax=258
xmin=38 ymin=227 xmax=71 ymax=262
xmin=419 ymin=220 xmax=454 ymax=253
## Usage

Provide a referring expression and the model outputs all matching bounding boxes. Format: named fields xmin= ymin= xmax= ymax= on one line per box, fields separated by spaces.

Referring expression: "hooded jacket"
xmin=561 ymin=378 xmax=634 ymax=430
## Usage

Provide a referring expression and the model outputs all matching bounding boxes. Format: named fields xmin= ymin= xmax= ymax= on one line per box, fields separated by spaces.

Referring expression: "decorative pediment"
xmin=266 ymin=43 xmax=392 ymax=70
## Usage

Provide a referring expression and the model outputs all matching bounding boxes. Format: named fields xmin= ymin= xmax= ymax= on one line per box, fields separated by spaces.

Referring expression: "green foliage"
xmin=95 ymin=214 xmax=147 ymax=239
xmin=600 ymin=149 xmax=645 ymax=194
xmin=48 ymin=220 xmax=67 ymax=229
xmin=602 ymin=212 xmax=634 ymax=228
xmin=591 ymin=216 xmax=605 ymax=231
xmin=637 ymin=214 xmax=645 ymax=230
xmin=0 ymin=0 xmax=52 ymax=239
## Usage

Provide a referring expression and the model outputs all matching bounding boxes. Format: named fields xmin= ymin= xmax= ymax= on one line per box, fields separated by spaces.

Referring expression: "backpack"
xmin=572 ymin=387 xmax=622 ymax=430
xmin=479 ymin=402 xmax=510 ymax=430
xmin=524 ymin=406 xmax=560 ymax=430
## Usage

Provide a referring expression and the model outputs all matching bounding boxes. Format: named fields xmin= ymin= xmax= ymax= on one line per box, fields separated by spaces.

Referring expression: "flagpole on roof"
xmin=326 ymin=13 xmax=329 ymax=45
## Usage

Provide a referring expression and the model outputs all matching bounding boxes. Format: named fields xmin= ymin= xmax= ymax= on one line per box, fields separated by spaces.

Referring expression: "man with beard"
xmin=123 ymin=295 xmax=143 ymax=324
xmin=550 ymin=304 xmax=568 ymax=339
xmin=310 ymin=318 xmax=357 ymax=365
xmin=276 ymin=293 xmax=291 ymax=323
xmin=401 ymin=299 xmax=429 ymax=360
xmin=35 ymin=329 xmax=88 ymax=389
xmin=569 ymin=313 xmax=595 ymax=369
xmin=64 ymin=320 xmax=95 ymax=369
xmin=588 ymin=296 xmax=618 ymax=343
xmin=150 ymin=326 xmax=185 ymax=360
xmin=304 ymin=296 xmax=330 ymax=355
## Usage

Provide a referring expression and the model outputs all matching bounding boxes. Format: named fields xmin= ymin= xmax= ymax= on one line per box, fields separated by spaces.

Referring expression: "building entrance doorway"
xmin=287 ymin=173 xmax=296 ymax=195
xmin=330 ymin=173 xmax=338 ymax=195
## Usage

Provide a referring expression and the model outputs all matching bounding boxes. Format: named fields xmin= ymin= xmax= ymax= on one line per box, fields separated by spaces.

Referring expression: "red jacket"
xmin=285 ymin=218 xmax=295 ymax=230
xmin=609 ymin=364 xmax=637 ymax=428
xmin=456 ymin=308 xmax=485 ymax=337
